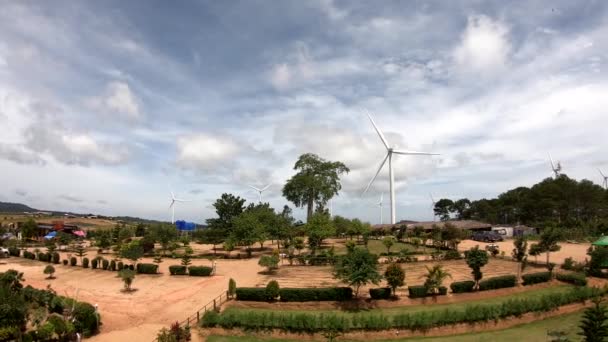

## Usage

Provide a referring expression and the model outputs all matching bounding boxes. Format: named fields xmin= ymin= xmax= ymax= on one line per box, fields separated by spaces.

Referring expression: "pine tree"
xmin=579 ymin=298 xmax=608 ymax=342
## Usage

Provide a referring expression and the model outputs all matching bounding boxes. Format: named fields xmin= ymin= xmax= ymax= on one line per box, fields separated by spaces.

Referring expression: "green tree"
xmin=118 ymin=226 xmax=134 ymax=243
xmin=333 ymin=248 xmax=381 ymax=297
xmin=223 ymin=239 xmax=235 ymax=258
xmin=333 ymin=216 xmax=352 ymax=238
xmin=20 ymin=218 xmax=37 ymax=240
xmin=465 ymin=246 xmax=489 ymax=289
xmin=197 ymin=228 xmax=225 ymax=255
xmin=434 ymin=199 xmax=454 ymax=221
xmin=293 ymin=237 xmax=305 ymax=254
xmin=120 ymin=240 xmax=144 ymax=266
xmin=282 ymin=153 xmax=349 ymax=222
xmin=119 ymin=269 xmax=136 ymax=292
xmin=512 ymin=235 xmax=528 ymax=280
xmin=232 ymin=211 xmax=262 ymax=257
xmin=43 ymin=265 xmax=56 ymax=279
xmin=258 ymin=255 xmax=279 ymax=274
xmin=45 ymin=239 xmax=57 ymax=254
xmin=150 ymin=224 xmax=178 ymax=256
xmin=96 ymin=230 xmax=112 ymax=253
xmin=382 ymin=236 xmax=396 ymax=254
xmin=74 ymin=240 xmax=87 ymax=263
xmin=305 ymin=213 xmax=335 ymax=254
xmin=181 ymin=246 xmax=193 ymax=266
xmin=579 ymin=297 xmax=608 ymax=342
xmin=422 ymin=264 xmax=452 ymax=295
xmin=538 ymin=227 xmax=562 ymax=269
xmin=452 ymin=198 xmax=472 ymax=219
xmin=228 ymin=278 xmax=236 ymax=299
xmin=206 ymin=193 xmax=246 ymax=235
xmin=384 ymin=262 xmax=405 ymax=296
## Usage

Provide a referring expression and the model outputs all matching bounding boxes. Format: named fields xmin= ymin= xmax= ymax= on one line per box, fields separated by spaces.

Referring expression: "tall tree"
xmin=538 ymin=227 xmax=562 ymax=269
xmin=232 ymin=211 xmax=262 ymax=257
xmin=452 ymin=198 xmax=472 ymax=220
xmin=20 ymin=219 xmax=37 ymax=240
xmin=333 ymin=247 xmax=382 ymax=297
xmin=206 ymin=193 xmax=246 ymax=235
xmin=384 ymin=262 xmax=405 ymax=296
xmin=282 ymin=153 xmax=349 ymax=222
xmin=150 ymin=224 xmax=178 ymax=256
xmin=579 ymin=297 xmax=608 ymax=342
xmin=434 ymin=199 xmax=454 ymax=221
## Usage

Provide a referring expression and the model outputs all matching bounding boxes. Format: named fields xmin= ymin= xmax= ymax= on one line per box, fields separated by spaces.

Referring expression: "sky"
xmin=1 ymin=1 xmax=608 ymax=224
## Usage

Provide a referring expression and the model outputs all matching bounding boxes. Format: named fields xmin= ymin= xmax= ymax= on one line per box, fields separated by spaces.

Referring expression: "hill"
xmin=0 ymin=202 xmax=37 ymax=213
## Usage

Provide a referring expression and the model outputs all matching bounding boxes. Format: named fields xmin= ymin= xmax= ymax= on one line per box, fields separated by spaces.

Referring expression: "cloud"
xmin=454 ymin=15 xmax=511 ymax=73
xmin=59 ymin=194 xmax=84 ymax=203
xmin=176 ymin=133 xmax=239 ymax=171
xmin=15 ymin=189 xmax=27 ymax=197
xmin=87 ymin=81 xmax=141 ymax=120
xmin=0 ymin=143 xmax=45 ymax=165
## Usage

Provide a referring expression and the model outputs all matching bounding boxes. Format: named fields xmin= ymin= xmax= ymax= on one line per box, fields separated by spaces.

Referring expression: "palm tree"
xmin=422 ymin=264 xmax=452 ymax=295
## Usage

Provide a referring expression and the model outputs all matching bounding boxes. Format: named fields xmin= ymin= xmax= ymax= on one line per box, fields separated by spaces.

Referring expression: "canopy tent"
xmin=44 ymin=231 xmax=57 ymax=240
xmin=593 ymin=236 xmax=608 ymax=246
xmin=175 ymin=220 xmax=196 ymax=231
xmin=73 ymin=230 xmax=86 ymax=237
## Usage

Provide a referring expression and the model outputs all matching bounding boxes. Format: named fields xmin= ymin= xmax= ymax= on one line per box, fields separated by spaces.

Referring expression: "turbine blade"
xmin=363 ymin=153 xmax=389 ymax=195
xmin=599 ymin=168 xmax=606 ymax=178
xmin=392 ymin=149 xmax=439 ymax=156
xmin=174 ymin=199 xmax=192 ymax=202
xmin=248 ymin=185 xmax=261 ymax=192
xmin=549 ymin=153 xmax=555 ymax=170
xmin=261 ymin=184 xmax=271 ymax=191
xmin=169 ymin=201 xmax=175 ymax=209
xmin=366 ymin=112 xmax=390 ymax=150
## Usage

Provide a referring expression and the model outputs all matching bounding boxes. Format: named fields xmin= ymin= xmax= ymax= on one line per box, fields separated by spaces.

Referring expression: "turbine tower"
xmin=549 ymin=153 xmax=562 ymax=178
xmin=168 ymin=187 xmax=191 ymax=224
xmin=249 ymin=184 xmax=270 ymax=203
xmin=430 ymin=193 xmax=437 ymax=222
xmin=377 ymin=193 xmax=384 ymax=224
xmin=599 ymin=168 xmax=608 ymax=190
xmin=363 ymin=112 xmax=439 ymax=224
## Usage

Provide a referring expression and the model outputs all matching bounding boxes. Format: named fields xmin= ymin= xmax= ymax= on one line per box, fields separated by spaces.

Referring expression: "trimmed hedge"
xmin=136 ymin=263 xmax=158 ymax=274
xmin=279 ymin=287 xmax=353 ymax=302
xmin=478 ymin=275 xmax=517 ymax=291
xmin=117 ymin=262 xmax=124 ymax=271
xmin=556 ymin=272 xmax=587 ymax=286
xmin=522 ymin=272 xmax=551 ymax=286
xmin=408 ymin=285 xmax=428 ymax=298
xmin=52 ymin=252 xmax=60 ymax=264
xmin=109 ymin=260 xmax=116 ymax=271
xmin=169 ymin=265 xmax=187 ymax=275
xmin=24 ymin=251 xmax=36 ymax=260
xmin=70 ymin=257 xmax=77 ymax=266
xmin=91 ymin=258 xmax=98 ymax=269
xmin=62 ymin=260 xmax=68 ymax=266
xmin=82 ymin=258 xmax=89 ymax=268
xmin=369 ymin=287 xmax=392 ymax=299
xmin=8 ymin=247 xmax=20 ymax=257
xmin=188 ymin=266 xmax=213 ymax=276
xmin=450 ymin=280 xmax=475 ymax=293
xmin=102 ymin=259 xmax=109 ymax=270
xmin=236 ymin=287 xmax=269 ymax=301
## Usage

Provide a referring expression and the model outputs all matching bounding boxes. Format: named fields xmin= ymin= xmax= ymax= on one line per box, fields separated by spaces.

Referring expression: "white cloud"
xmin=87 ymin=81 xmax=141 ymax=120
xmin=176 ymin=134 xmax=239 ymax=170
xmin=270 ymin=63 xmax=291 ymax=90
xmin=454 ymin=15 xmax=511 ymax=73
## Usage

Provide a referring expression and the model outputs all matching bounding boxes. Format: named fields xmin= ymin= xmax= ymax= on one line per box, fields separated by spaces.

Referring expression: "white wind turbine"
xmin=363 ymin=112 xmax=439 ymax=224
xmin=377 ymin=193 xmax=384 ymax=224
xmin=249 ymin=184 xmax=270 ymax=203
xmin=599 ymin=168 xmax=608 ymax=190
xmin=549 ymin=153 xmax=562 ymax=178
xmin=168 ymin=186 xmax=191 ymax=224
xmin=430 ymin=193 xmax=437 ymax=222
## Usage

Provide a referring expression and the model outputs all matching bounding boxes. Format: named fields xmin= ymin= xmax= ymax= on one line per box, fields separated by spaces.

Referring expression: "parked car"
xmin=471 ymin=231 xmax=504 ymax=242
xmin=0 ymin=247 xmax=9 ymax=258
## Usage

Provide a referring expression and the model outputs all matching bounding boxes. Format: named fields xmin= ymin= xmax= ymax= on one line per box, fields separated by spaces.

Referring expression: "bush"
xmin=522 ymin=271 xmax=552 ymax=285
xmin=201 ymin=310 xmax=220 ymax=327
xmin=266 ymin=280 xmax=280 ymax=301
xmin=169 ymin=265 xmax=187 ymax=275
xmin=438 ymin=286 xmax=447 ymax=295
xmin=25 ymin=251 xmax=36 ymax=259
xmin=8 ymin=246 xmax=20 ymax=257
xmin=408 ymin=285 xmax=428 ymax=298
xmin=369 ymin=287 xmax=392 ymax=299
xmin=117 ymin=261 xmax=124 ymax=271
xmin=236 ymin=287 xmax=269 ymax=301
xmin=52 ymin=252 xmax=60 ymax=264
xmin=109 ymin=260 xmax=116 ymax=271
xmin=91 ymin=258 xmax=98 ymax=269
xmin=279 ymin=287 xmax=353 ymax=302
xmin=444 ymin=250 xmax=461 ymax=260
xmin=38 ymin=252 xmax=49 ymax=262
xmin=136 ymin=263 xmax=159 ymax=274
xmin=188 ymin=266 xmax=213 ymax=276
xmin=82 ymin=257 xmax=89 ymax=268
xmin=72 ymin=302 xmax=100 ymax=336
xmin=102 ymin=259 xmax=109 ymax=270
xmin=70 ymin=257 xmax=77 ymax=266
xmin=478 ymin=275 xmax=517 ymax=291
xmin=561 ymin=257 xmax=575 ymax=270
xmin=62 ymin=259 xmax=68 ymax=266
xmin=228 ymin=278 xmax=236 ymax=298
xmin=556 ymin=272 xmax=588 ymax=286
xmin=450 ymin=280 xmax=475 ymax=293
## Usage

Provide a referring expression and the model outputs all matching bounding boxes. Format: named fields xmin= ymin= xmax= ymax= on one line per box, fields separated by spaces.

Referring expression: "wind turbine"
xmin=249 ymin=184 xmax=270 ymax=203
xmin=377 ymin=193 xmax=384 ymax=224
xmin=548 ymin=153 xmax=562 ymax=178
xmin=169 ymin=187 xmax=191 ymax=224
xmin=599 ymin=168 xmax=608 ymax=190
xmin=430 ymin=193 xmax=437 ymax=222
xmin=362 ymin=112 xmax=439 ymax=224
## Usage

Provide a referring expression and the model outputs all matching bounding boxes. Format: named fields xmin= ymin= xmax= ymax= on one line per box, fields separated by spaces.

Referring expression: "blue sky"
xmin=1 ymin=1 xmax=607 ymax=223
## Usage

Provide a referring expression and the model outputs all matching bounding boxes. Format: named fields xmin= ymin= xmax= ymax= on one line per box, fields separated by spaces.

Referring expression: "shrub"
xmin=82 ymin=257 xmax=89 ymax=268
xmin=117 ymin=261 xmax=124 ymax=271
xmin=438 ymin=286 xmax=448 ymax=295
xmin=279 ymin=287 xmax=353 ymax=302
xmin=44 ymin=265 xmax=56 ymax=279
xmin=91 ymin=258 xmax=98 ymax=269
xmin=8 ymin=247 xmax=20 ymax=257
xmin=109 ymin=260 xmax=116 ymax=271
xmin=62 ymin=259 xmax=68 ymax=266
xmin=561 ymin=257 xmax=575 ymax=270
xmin=136 ymin=263 xmax=159 ymax=274
xmin=266 ymin=280 xmax=280 ymax=301
xmin=52 ymin=252 xmax=60 ymax=264
xmin=228 ymin=278 xmax=236 ymax=298
xmin=188 ymin=266 xmax=213 ymax=276
xmin=25 ymin=251 xmax=36 ymax=259
xmin=556 ymin=272 xmax=588 ymax=286
xmin=70 ymin=257 xmax=77 ymax=266
xmin=450 ymin=280 xmax=475 ymax=293
xmin=408 ymin=285 xmax=428 ymax=298
xmin=236 ymin=287 xmax=269 ymax=301
xmin=444 ymin=250 xmax=461 ymax=260
xmin=102 ymin=259 xmax=109 ymax=270
xmin=169 ymin=265 xmax=187 ymax=275
xmin=201 ymin=310 xmax=220 ymax=327
xmin=36 ymin=322 xmax=55 ymax=341
xmin=522 ymin=271 xmax=551 ymax=285
xmin=478 ymin=275 xmax=517 ymax=291
xmin=370 ymin=287 xmax=392 ymax=299
xmin=72 ymin=301 xmax=100 ymax=336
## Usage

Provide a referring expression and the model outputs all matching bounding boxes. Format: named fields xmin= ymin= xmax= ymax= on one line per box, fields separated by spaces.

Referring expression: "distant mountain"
xmin=0 ymin=202 xmax=37 ymax=213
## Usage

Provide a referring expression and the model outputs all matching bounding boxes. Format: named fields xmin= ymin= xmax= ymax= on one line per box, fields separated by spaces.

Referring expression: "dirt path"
xmin=459 ymin=240 xmax=592 ymax=264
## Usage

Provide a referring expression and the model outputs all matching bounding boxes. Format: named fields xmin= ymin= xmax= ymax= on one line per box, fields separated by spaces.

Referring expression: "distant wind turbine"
xmin=549 ymin=153 xmax=562 ymax=178
xmin=362 ymin=112 xmax=439 ymax=224
xmin=599 ymin=168 xmax=608 ymax=190
xmin=377 ymin=193 xmax=384 ymax=224
xmin=168 ymin=186 xmax=191 ymax=224
xmin=249 ymin=184 xmax=270 ymax=203
xmin=430 ymin=193 xmax=436 ymax=222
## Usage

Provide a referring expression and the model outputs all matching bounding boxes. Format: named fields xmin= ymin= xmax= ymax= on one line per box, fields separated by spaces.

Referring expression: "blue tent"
xmin=44 ymin=231 xmax=57 ymax=239
xmin=175 ymin=220 xmax=196 ymax=231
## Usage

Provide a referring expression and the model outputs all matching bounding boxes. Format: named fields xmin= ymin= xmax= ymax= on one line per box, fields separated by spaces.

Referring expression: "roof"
xmin=372 ymin=220 xmax=492 ymax=231
xmin=593 ymin=236 xmax=608 ymax=246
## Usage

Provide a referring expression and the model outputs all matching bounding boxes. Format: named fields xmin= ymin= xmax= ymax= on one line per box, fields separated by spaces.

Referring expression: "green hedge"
xmin=136 ymin=263 xmax=158 ymax=274
xmin=279 ymin=287 xmax=353 ymax=302
xmin=117 ymin=261 xmax=124 ymax=271
xmin=23 ymin=251 xmax=36 ymax=259
xmin=8 ymin=247 xmax=20 ymax=257
xmin=169 ymin=265 xmax=187 ymax=275
xmin=522 ymin=272 xmax=552 ymax=286
xmin=91 ymin=258 xmax=99 ymax=269
xmin=369 ymin=287 xmax=392 ymax=299
xmin=70 ymin=257 xmax=77 ymax=266
xmin=62 ymin=260 xmax=68 ymax=266
xmin=82 ymin=258 xmax=89 ymax=268
xmin=109 ymin=260 xmax=116 ymax=271
xmin=556 ymin=273 xmax=587 ymax=286
xmin=408 ymin=285 xmax=447 ymax=298
xmin=52 ymin=252 xmax=60 ymax=264
xmin=102 ymin=259 xmax=109 ymax=270
xmin=203 ymin=286 xmax=604 ymax=333
xmin=478 ymin=275 xmax=517 ymax=291
xmin=236 ymin=287 xmax=269 ymax=301
xmin=188 ymin=266 xmax=213 ymax=276
xmin=450 ymin=280 xmax=475 ymax=293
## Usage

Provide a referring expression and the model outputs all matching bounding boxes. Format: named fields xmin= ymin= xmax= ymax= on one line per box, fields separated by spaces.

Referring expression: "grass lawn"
xmin=205 ymin=309 xmax=585 ymax=342
xmin=225 ymin=285 xmax=572 ymax=317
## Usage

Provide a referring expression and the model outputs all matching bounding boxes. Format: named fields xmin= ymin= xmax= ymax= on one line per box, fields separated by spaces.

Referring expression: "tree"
xmin=223 ymin=239 xmax=235 ymax=258
xmin=258 ymin=255 xmax=279 ymax=274
xmin=512 ymin=236 xmax=528 ymax=280
xmin=434 ymin=199 xmax=454 ymax=221
xmin=118 ymin=226 xmax=134 ymax=243
xmin=96 ymin=230 xmax=112 ymax=253
xmin=529 ymin=243 xmax=542 ymax=263
xmin=333 ymin=216 xmax=352 ymax=238
xmin=305 ymin=213 xmax=335 ymax=254
xmin=135 ymin=223 xmax=146 ymax=237
xmin=74 ymin=240 xmax=87 ymax=263
xmin=422 ymin=264 xmax=452 ymax=295
xmin=282 ymin=153 xmax=350 ymax=222
xmin=384 ymin=263 xmax=405 ymax=296
xmin=197 ymin=228 xmax=225 ymax=255
xmin=119 ymin=269 xmax=136 ymax=292
xmin=333 ymin=248 xmax=382 ymax=296
xmin=465 ymin=246 xmax=489 ymax=289
xmin=20 ymin=219 xmax=37 ymax=240
xmin=206 ymin=193 xmax=246 ymax=235
xmin=43 ymin=265 xmax=56 ymax=279
xmin=382 ymin=236 xmax=395 ymax=254
xmin=120 ymin=240 xmax=144 ymax=266
xmin=294 ymin=237 xmax=305 ymax=254
xmin=181 ymin=246 xmax=193 ymax=266
xmin=228 ymin=278 xmax=236 ymax=299
xmin=150 ymin=224 xmax=178 ymax=256
xmin=579 ymin=297 xmax=608 ymax=342
xmin=232 ymin=211 xmax=262 ymax=257
xmin=452 ymin=198 xmax=472 ymax=220
xmin=538 ymin=227 xmax=562 ymax=269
